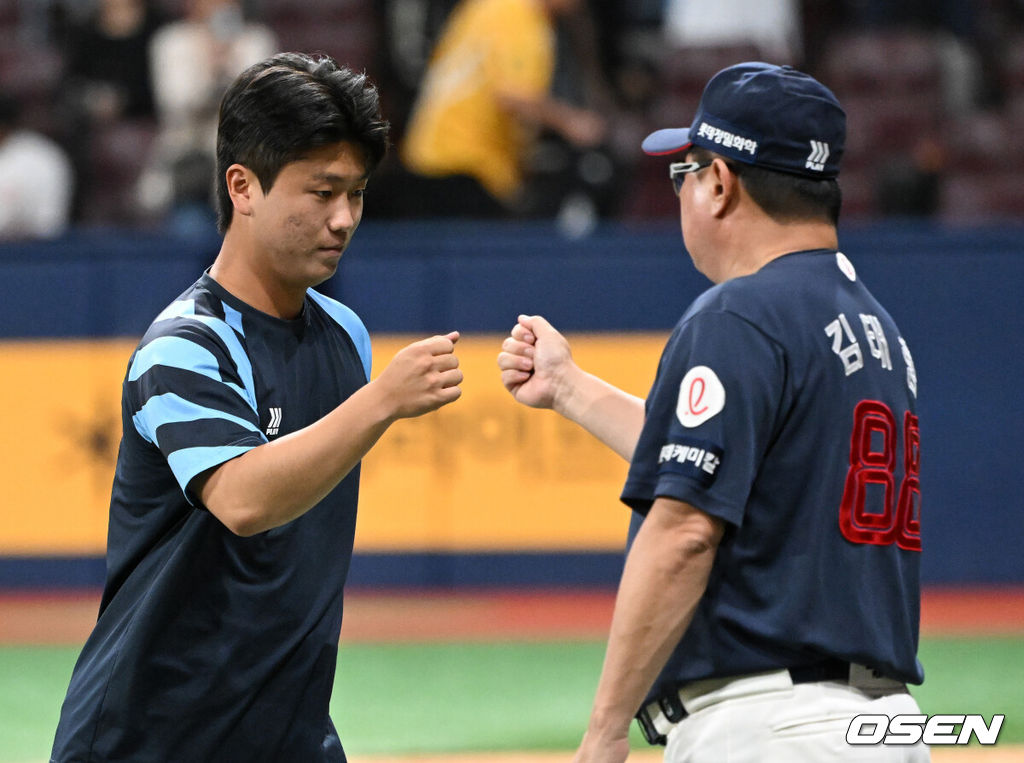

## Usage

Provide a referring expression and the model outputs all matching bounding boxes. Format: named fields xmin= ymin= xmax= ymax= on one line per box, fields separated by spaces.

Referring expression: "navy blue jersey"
xmin=52 ymin=273 xmax=371 ymax=762
xmin=622 ymin=250 xmax=923 ymax=705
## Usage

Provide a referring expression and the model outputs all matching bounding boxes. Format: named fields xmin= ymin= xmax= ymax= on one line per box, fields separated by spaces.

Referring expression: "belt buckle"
xmin=635 ymin=690 xmax=687 ymax=746
xmin=635 ymin=703 xmax=668 ymax=746
xmin=659 ymin=691 xmax=687 ymax=723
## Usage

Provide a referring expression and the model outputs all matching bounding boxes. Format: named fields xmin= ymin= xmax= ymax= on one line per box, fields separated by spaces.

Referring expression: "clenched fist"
xmin=375 ymin=331 xmax=463 ymax=420
xmin=497 ymin=315 xmax=576 ymax=411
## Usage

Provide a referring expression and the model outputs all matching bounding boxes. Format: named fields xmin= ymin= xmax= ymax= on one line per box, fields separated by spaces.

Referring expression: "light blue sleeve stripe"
xmin=153 ymin=299 xmax=196 ymax=323
xmin=186 ymin=314 xmax=258 ymax=410
xmin=132 ymin=392 xmax=264 ymax=445
xmin=167 ymin=444 xmax=258 ymax=498
xmin=127 ymin=336 xmax=251 ymax=406
xmin=307 ymin=289 xmax=371 ymax=379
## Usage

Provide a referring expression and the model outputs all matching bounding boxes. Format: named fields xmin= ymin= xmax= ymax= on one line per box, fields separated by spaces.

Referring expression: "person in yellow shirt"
xmin=399 ymin=0 xmax=606 ymax=216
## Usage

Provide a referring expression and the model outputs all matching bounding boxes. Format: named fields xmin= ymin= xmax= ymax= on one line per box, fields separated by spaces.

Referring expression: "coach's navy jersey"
xmin=622 ymin=250 xmax=923 ymax=706
xmin=52 ymin=273 xmax=371 ymax=762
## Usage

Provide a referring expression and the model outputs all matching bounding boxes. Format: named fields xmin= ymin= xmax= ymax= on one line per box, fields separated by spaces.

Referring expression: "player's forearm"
xmin=586 ymin=500 xmax=721 ymax=741
xmin=198 ymin=380 xmax=397 ymax=536
xmin=554 ymin=367 xmax=645 ymax=461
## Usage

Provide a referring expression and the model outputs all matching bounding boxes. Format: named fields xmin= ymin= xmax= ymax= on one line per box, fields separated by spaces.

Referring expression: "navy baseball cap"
xmin=642 ymin=62 xmax=845 ymax=179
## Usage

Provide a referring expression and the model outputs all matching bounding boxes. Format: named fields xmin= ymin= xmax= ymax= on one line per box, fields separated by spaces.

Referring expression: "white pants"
xmin=661 ymin=670 xmax=931 ymax=762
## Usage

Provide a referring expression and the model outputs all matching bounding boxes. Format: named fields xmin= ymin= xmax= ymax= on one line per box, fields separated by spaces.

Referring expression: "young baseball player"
xmin=498 ymin=62 xmax=928 ymax=762
xmin=51 ymin=53 xmax=462 ymax=761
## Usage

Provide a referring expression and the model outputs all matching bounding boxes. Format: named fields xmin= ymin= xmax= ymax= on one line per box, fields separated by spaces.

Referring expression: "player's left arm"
xmin=574 ymin=497 xmax=724 ymax=763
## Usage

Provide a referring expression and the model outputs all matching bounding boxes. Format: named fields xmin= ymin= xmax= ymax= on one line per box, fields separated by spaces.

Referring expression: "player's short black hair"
xmin=689 ymin=146 xmax=842 ymax=226
xmin=215 ymin=52 xmax=390 ymax=233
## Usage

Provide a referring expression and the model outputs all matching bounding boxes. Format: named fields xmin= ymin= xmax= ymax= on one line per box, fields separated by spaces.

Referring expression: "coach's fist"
xmin=375 ymin=331 xmax=462 ymax=420
xmin=498 ymin=314 xmax=577 ymax=413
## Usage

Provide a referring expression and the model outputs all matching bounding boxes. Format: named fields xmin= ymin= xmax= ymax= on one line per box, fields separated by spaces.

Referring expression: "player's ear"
xmin=225 ymin=164 xmax=260 ymax=218
xmin=708 ymin=157 xmax=739 ymax=218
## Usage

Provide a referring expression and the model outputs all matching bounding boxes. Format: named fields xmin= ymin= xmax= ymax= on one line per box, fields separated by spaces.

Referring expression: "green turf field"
xmin=2 ymin=637 xmax=1021 ymax=761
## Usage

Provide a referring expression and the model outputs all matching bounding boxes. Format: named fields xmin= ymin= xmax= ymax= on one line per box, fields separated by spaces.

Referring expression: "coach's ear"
xmin=708 ymin=157 xmax=740 ymax=218
xmin=225 ymin=164 xmax=260 ymax=218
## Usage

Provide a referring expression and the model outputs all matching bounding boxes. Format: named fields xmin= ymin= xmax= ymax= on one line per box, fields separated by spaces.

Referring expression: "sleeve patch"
xmin=676 ymin=365 xmax=726 ymax=428
xmin=657 ymin=438 xmax=724 ymax=488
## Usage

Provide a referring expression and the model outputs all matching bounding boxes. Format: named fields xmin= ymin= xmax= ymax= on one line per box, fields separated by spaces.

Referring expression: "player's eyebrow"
xmin=310 ymin=171 xmax=369 ymax=183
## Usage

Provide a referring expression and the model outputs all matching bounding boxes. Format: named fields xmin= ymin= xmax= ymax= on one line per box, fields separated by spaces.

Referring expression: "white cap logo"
xmin=806 ymin=140 xmax=830 ymax=172
xmin=676 ymin=366 xmax=726 ymax=428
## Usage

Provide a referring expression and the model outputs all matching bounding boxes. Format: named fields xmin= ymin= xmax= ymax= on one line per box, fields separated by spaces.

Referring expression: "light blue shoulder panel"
xmin=306 ymin=289 xmax=372 ymax=380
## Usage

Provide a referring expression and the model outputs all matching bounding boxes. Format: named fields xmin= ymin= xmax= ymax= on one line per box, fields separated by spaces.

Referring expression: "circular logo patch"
xmin=836 ymin=251 xmax=857 ymax=282
xmin=676 ymin=366 xmax=726 ymax=428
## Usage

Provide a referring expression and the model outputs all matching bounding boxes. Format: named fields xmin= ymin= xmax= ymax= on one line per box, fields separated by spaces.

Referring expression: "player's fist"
xmin=497 ymin=314 xmax=575 ymax=411
xmin=376 ymin=331 xmax=462 ymax=419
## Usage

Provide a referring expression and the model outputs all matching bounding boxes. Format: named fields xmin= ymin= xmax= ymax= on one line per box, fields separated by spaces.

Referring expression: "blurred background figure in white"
xmin=662 ymin=0 xmax=801 ymax=63
xmin=137 ymin=0 xmax=276 ymax=234
xmin=0 ymin=93 xmax=74 ymax=240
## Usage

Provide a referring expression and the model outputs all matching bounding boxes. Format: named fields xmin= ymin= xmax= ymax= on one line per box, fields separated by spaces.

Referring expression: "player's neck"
xmin=210 ymin=232 xmax=306 ymax=320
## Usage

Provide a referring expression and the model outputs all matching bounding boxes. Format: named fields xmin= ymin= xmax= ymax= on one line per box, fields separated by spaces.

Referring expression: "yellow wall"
xmin=0 ymin=334 xmax=666 ymax=554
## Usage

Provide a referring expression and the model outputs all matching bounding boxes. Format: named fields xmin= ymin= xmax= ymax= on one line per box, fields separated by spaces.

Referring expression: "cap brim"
xmin=642 ymin=128 xmax=693 ymax=156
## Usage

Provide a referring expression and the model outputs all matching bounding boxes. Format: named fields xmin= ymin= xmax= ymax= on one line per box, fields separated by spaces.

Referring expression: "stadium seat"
xmin=945 ymin=111 xmax=1024 ymax=172
xmin=270 ymin=19 xmax=378 ymax=71
xmin=659 ymin=42 xmax=765 ymax=100
xmin=262 ymin=0 xmax=378 ymax=71
xmin=820 ymin=29 xmax=944 ymax=98
xmin=939 ymin=170 xmax=1024 ymax=223
xmin=836 ymin=165 xmax=876 ymax=220
xmin=999 ymin=32 xmax=1024 ymax=94
xmin=838 ymin=92 xmax=942 ymax=171
xmin=79 ymin=120 xmax=158 ymax=226
xmin=0 ymin=38 xmax=62 ymax=101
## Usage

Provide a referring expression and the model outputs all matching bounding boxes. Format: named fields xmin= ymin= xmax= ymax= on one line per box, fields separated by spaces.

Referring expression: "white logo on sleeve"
xmin=266 ymin=407 xmax=282 ymax=436
xmin=676 ymin=366 xmax=726 ymax=428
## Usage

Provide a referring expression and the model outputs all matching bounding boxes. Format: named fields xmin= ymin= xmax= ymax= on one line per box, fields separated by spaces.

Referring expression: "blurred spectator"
xmin=876 ymin=135 xmax=946 ymax=217
xmin=62 ymin=0 xmax=161 ymax=121
xmin=137 ymin=0 xmax=276 ymax=233
xmin=59 ymin=0 xmax=163 ymax=222
xmin=0 ymin=93 xmax=74 ymax=240
xmin=662 ymin=0 xmax=802 ymax=63
xmin=374 ymin=0 xmax=460 ymax=129
xmin=390 ymin=0 xmax=608 ymax=218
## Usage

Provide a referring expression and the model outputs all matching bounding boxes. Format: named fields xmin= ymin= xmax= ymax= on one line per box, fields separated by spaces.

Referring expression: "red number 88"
xmin=838 ymin=400 xmax=921 ymax=551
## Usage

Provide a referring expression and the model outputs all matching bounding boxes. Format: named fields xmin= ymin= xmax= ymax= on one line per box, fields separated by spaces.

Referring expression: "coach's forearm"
xmin=197 ymin=381 xmax=397 ymax=536
xmin=585 ymin=499 xmax=722 ymax=743
xmin=554 ymin=366 xmax=645 ymax=462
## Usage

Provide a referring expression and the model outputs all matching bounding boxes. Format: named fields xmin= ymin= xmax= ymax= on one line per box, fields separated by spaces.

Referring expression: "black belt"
xmin=636 ymin=659 xmax=854 ymax=746
xmin=788 ymin=657 xmax=853 ymax=684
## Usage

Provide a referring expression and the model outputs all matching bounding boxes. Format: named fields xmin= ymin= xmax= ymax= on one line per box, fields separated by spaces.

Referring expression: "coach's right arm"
xmin=498 ymin=314 xmax=645 ymax=461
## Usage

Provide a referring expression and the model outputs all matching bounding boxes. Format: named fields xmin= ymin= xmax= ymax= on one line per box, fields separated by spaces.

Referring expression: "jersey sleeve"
xmin=622 ymin=310 xmax=785 ymax=527
xmin=126 ymin=315 xmax=267 ymax=504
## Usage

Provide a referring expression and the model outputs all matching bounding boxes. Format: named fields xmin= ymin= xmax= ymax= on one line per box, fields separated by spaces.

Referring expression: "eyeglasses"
xmin=669 ymin=161 xmax=712 ymax=194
